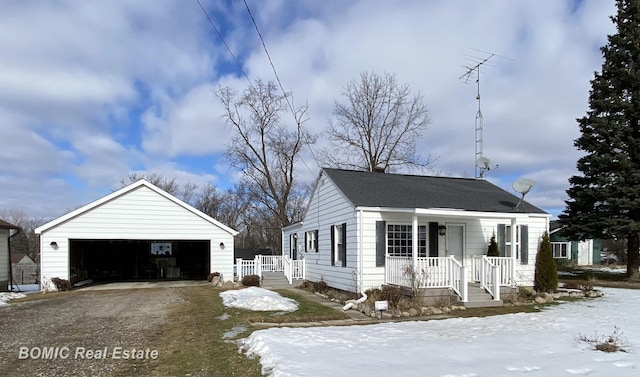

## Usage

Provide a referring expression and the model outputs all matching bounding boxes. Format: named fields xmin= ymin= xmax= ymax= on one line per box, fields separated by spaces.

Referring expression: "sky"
xmin=0 ymin=0 xmax=619 ymax=220
xmin=227 ymin=286 xmax=639 ymax=377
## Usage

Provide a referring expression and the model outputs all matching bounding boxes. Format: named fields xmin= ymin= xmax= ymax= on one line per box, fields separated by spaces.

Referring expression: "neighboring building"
xmin=549 ymin=220 xmax=602 ymax=265
xmin=36 ymin=180 xmax=238 ymax=290
xmin=283 ymin=168 xmax=550 ymax=303
xmin=11 ymin=253 xmax=38 ymax=285
xmin=1 ymin=219 xmax=20 ymax=291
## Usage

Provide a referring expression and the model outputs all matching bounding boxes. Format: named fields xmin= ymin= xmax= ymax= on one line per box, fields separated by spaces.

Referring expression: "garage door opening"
xmin=69 ymin=240 xmax=210 ymax=282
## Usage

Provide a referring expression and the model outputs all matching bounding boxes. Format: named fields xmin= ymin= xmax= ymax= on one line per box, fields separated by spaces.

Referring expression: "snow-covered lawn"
xmin=239 ymin=288 xmax=639 ymax=377
xmin=220 ymin=287 xmax=298 ymax=311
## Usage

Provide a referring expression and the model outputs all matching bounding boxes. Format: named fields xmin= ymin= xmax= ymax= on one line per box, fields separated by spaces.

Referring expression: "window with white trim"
xmin=305 ymin=230 xmax=318 ymax=252
xmin=387 ymin=224 xmax=427 ymax=257
xmin=551 ymin=242 xmax=569 ymax=258
xmin=334 ymin=224 xmax=344 ymax=264
xmin=505 ymin=225 xmax=520 ymax=259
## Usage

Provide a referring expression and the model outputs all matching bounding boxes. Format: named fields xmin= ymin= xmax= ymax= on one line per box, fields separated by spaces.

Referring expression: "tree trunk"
xmin=627 ymin=232 xmax=640 ymax=281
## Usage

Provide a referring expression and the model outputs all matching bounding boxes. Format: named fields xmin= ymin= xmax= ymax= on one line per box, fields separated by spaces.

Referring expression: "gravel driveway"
xmin=0 ymin=286 xmax=188 ymax=377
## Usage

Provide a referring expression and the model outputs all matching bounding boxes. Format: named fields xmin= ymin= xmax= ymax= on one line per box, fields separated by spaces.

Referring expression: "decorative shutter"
xmin=376 ymin=221 xmax=386 ymax=267
xmin=497 ymin=224 xmax=506 ymax=257
xmin=520 ymin=225 xmax=528 ymax=265
xmin=341 ymin=222 xmax=347 ymax=267
xmin=429 ymin=222 xmax=439 ymax=257
xmin=304 ymin=232 xmax=308 ymax=252
xmin=330 ymin=225 xmax=335 ymax=266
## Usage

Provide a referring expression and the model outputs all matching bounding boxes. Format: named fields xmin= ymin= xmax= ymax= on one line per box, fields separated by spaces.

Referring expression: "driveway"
xmin=0 ymin=286 xmax=189 ymax=377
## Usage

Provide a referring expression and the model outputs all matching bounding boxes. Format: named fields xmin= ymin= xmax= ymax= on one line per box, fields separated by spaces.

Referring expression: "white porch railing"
xmin=473 ymin=256 xmax=501 ymax=301
xmin=283 ymin=255 xmax=306 ymax=284
xmin=235 ymin=255 xmax=305 ymax=284
xmin=385 ymin=256 xmax=468 ymax=302
xmin=471 ymin=256 xmax=514 ymax=287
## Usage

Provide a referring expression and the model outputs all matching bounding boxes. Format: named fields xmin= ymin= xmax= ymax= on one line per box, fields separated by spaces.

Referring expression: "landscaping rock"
xmin=429 ymin=306 xmax=444 ymax=315
xmin=408 ymin=308 xmax=419 ymax=316
xmin=223 ymin=281 xmax=235 ymax=289
xmin=441 ymin=307 xmax=452 ymax=313
xmin=534 ymin=296 xmax=546 ymax=304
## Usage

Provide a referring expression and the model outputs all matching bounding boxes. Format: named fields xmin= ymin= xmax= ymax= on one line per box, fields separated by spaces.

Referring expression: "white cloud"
xmin=0 ymin=0 xmax=621 ymax=220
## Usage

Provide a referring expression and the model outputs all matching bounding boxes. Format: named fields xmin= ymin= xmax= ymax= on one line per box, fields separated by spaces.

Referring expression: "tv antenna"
xmin=512 ymin=178 xmax=536 ymax=210
xmin=475 ymin=156 xmax=498 ymax=179
xmin=460 ymin=49 xmax=510 ymax=178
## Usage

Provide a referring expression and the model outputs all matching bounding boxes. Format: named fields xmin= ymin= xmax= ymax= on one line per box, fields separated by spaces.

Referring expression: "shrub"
xmin=241 ymin=275 xmax=260 ymax=287
xmin=534 ymin=231 xmax=558 ymax=293
xmin=51 ymin=277 xmax=72 ymax=291
xmin=379 ymin=285 xmax=406 ymax=308
xmin=487 ymin=232 xmax=500 ymax=256
xmin=578 ymin=326 xmax=627 ymax=353
xmin=312 ymin=280 xmax=328 ymax=293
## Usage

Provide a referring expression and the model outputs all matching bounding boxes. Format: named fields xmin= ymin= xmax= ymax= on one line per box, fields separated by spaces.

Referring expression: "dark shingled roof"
xmin=323 ymin=168 xmax=547 ymax=214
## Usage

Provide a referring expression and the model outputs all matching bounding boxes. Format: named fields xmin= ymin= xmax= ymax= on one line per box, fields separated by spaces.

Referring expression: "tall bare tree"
xmin=320 ymin=71 xmax=432 ymax=172
xmin=217 ymin=80 xmax=315 ymax=243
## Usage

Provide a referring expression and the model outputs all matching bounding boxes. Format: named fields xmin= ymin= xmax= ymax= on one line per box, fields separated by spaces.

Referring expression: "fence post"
xmin=493 ymin=266 xmax=501 ymax=301
xmin=460 ymin=266 xmax=468 ymax=302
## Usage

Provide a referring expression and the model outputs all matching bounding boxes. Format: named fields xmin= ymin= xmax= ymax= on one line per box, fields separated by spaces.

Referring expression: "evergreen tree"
xmin=534 ymin=232 xmax=558 ymax=293
xmin=487 ymin=233 xmax=500 ymax=257
xmin=559 ymin=0 xmax=640 ymax=281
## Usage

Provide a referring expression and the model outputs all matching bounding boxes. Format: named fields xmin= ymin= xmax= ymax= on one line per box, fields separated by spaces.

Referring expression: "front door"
xmin=446 ymin=224 xmax=465 ymax=263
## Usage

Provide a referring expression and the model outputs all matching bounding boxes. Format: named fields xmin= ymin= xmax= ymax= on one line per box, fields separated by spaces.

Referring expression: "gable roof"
xmin=35 ymin=179 xmax=238 ymax=235
xmin=0 ymin=219 xmax=19 ymax=230
xmin=322 ymin=168 xmax=547 ymax=214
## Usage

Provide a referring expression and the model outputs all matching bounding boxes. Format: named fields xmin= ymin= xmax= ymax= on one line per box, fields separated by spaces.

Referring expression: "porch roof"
xmin=324 ymin=168 xmax=547 ymax=215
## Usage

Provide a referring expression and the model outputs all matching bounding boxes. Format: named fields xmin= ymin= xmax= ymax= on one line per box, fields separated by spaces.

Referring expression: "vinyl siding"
xmin=286 ymin=172 xmax=550 ymax=292
xmin=0 ymin=229 xmax=9 ymax=289
xmin=39 ymin=185 xmax=235 ymax=288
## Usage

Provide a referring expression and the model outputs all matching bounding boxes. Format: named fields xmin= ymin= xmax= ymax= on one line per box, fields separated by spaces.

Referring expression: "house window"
xmin=551 ymin=242 xmax=569 ymax=258
xmin=505 ymin=225 xmax=520 ymax=259
xmin=305 ymin=230 xmax=318 ymax=252
xmin=330 ymin=223 xmax=347 ymax=267
xmin=387 ymin=224 xmax=427 ymax=257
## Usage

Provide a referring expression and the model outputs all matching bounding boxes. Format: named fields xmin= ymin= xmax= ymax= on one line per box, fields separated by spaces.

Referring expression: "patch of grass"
xmin=133 ymin=286 xmax=350 ymax=377
xmin=245 ymin=290 xmax=350 ymax=324
xmin=452 ymin=304 xmax=541 ymax=318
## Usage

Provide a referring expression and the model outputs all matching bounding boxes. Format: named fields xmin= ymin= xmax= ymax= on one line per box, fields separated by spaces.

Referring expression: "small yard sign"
xmin=374 ymin=300 xmax=388 ymax=312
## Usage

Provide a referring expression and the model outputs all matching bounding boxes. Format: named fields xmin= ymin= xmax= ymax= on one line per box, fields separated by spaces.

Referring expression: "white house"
xmin=282 ymin=168 xmax=550 ymax=304
xmin=1 ymin=219 xmax=20 ymax=291
xmin=36 ymin=180 xmax=238 ymax=290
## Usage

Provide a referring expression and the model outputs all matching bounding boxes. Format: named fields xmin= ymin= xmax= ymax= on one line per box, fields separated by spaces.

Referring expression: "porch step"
xmin=464 ymin=283 xmax=503 ymax=308
xmin=260 ymin=272 xmax=293 ymax=289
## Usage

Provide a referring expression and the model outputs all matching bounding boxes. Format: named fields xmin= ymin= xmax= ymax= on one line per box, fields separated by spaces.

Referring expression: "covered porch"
xmin=373 ymin=207 xmax=528 ymax=304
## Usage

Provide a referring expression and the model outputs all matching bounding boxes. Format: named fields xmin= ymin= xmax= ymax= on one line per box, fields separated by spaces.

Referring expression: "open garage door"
xmin=69 ymin=239 xmax=210 ymax=282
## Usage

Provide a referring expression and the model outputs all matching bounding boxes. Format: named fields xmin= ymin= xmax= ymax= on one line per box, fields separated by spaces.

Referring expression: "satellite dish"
xmin=512 ymin=178 xmax=536 ymax=209
xmin=476 ymin=157 xmax=491 ymax=169
xmin=476 ymin=156 xmax=496 ymax=178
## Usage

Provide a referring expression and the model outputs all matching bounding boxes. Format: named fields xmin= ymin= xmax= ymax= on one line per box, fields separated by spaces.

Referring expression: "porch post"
xmin=460 ymin=266 xmax=468 ymax=302
xmin=412 ymin=215 xmax=418 ymax=269
xmin=510 ymin=218 xmax=517 ymax=280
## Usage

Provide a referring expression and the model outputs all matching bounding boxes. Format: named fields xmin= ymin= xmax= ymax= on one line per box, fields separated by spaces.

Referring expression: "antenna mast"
xmin=460 ymin=53 xmax=495 ymax=178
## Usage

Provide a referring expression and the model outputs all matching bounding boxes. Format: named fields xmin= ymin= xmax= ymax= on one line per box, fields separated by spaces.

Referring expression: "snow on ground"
xmin=239 ymin=288 xmax=639 ymax=377
xmin=0 ymin=292 xmax=26 ymax=306
xmin=220 ymin=287 xmax=298 ymax=312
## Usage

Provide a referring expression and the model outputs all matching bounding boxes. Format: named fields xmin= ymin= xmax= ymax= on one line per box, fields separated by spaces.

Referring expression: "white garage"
xmin=36 ymin=180 xmax=237 ymax=290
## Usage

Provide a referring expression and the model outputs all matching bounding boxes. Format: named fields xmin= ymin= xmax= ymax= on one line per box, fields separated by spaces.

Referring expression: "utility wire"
xmin=243 ymin=0 xmax=321 ymax=170
xmin=195 ymin=0 xmax=255 ymax=90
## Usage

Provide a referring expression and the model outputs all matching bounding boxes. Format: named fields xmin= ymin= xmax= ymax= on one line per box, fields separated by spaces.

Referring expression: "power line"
xmin=195 ymin=0 xmax=254 ymax=90
xmin=242 ymin=0 xmax=321 ymax=170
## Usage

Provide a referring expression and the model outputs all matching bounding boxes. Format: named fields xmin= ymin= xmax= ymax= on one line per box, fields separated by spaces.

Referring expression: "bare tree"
xmin=0 ymin=209 xmax=46 ymax=260
xmin=217 ymin=79 xmax=315 ymax=235
xmin=320 ymin=71 xmax=433 ymax=172
xmin=120 ymin=173 xmax=195 ymax=205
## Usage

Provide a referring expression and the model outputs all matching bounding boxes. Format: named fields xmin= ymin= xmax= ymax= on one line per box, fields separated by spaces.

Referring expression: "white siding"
xmin=285 ymin=172 xmax=550 ymax=292
xmin=39 ymin=185 xmax=235 ymax=288
xmin=1 ymin=229 xmax=9 ymax=290
xmin=287 ymin=174 xmax=358 ymax=292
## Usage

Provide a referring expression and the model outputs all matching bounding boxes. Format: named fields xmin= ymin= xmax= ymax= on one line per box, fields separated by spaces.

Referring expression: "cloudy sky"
xmin=0 ymin=0 xmax=618 ymax=220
